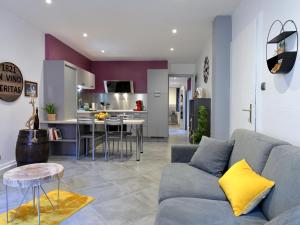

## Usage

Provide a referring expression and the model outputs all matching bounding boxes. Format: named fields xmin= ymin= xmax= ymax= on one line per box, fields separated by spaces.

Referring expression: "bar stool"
xmin=77 ymin=114 xmax=104 ymax=160
xmin=104 ymin=116 xmax=127 ymax=161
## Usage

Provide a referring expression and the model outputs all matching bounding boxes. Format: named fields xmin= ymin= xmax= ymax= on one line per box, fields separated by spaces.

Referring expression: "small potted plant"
xmin=43 ymin=104 xmax=56 ymax=121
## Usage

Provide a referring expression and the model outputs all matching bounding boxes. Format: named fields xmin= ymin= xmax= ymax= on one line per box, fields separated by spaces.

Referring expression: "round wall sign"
xmin=203 ymin=57 xmax=209 ymax=83
xmin=0 ymin=62 xmax=23 ymax=102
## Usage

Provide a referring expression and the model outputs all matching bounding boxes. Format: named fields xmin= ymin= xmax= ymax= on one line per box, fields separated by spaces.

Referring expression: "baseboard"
xmin=0 ymin=160 xmax=17 ymax=174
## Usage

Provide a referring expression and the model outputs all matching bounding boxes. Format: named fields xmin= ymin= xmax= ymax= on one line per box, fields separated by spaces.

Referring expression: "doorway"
xmin=168 ymin=76 xmax=189 ymax=137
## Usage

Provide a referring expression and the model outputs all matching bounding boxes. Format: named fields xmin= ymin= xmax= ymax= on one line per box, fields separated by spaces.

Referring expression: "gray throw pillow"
xmin=190 ymin=136 xmax=234 ymax=177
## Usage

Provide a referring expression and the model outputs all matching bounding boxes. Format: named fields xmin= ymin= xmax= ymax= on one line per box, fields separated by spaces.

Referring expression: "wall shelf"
xmin=266 ymin=20 xmax=298 ymax=74
xmin=268 ymin=31 xmax=297 ymax=44
xmin=267 ymin=52 xmax=297 ymax=74
xmin=49 ymin=139 xmax=77 ymax=143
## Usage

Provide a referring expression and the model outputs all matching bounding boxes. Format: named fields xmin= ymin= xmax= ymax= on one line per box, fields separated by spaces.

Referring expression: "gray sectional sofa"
xmin=155 ymin=129 xmax=300 ymax=225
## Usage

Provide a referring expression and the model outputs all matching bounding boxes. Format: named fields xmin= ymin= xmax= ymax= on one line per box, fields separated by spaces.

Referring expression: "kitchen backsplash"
xmin=79 ymin=92 xmax=148 ymax=110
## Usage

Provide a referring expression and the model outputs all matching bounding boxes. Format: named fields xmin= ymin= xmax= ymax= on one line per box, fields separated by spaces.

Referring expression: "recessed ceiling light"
xmin=170 ymin=48 xmax=175 ymax=51
xmin=172 ymin=29 xmax=177 ymax=34
xmin=83 ymin=33 xmax=88 ymax=37
xmin=101 ymin=50 xmax=105 ymax=53
xmin=45 ymin=0 xmax=52 ymax=4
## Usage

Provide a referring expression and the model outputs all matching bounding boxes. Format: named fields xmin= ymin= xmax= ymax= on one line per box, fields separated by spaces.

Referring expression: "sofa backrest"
xmin=261 ymin=145 xmax=300 ymax=220
xmin=229 ymin=129 xmax=287 ymax=174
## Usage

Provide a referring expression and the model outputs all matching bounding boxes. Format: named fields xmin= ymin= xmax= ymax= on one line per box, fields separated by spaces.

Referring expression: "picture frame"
xmin=24 ymin=81 xmax=38 ymax=97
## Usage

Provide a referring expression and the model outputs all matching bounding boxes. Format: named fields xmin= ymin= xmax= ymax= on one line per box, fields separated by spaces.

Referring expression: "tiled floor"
xmin=0 ymin=127 xmax=189 ymax=225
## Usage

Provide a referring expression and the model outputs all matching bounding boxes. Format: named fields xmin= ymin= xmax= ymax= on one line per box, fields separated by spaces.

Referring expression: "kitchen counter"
xmin=77 ymin=110 xmax=147 ymax=114
xmin=41 ymin=119 xmax=145 ymax=125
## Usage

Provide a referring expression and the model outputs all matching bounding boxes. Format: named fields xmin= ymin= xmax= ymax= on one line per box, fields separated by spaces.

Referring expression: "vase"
xmin=47 ymin=114 xmax=56 ymax=121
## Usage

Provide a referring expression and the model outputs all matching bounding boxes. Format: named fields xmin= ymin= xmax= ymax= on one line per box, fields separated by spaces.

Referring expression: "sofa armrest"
xmin=171 ymin=144 xmax=198 ymax=163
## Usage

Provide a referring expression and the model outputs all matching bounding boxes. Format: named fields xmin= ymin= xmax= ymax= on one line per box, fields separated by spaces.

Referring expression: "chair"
xmin=77 ymin=114 xmax=104 ymax=160
xmin=104 ymin=116 xmax=129 ymax=161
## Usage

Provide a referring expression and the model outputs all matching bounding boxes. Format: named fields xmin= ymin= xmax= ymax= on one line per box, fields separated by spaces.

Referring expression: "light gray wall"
xmin=196 ymin=34 xmax=213 ymax=97
xmin=0 ymin=8 xmax=45 ymax=170
xmin=212 ymin=16 xmax=232 ymax=139
xmin=232 ymin=0 xmax=300 ymax=146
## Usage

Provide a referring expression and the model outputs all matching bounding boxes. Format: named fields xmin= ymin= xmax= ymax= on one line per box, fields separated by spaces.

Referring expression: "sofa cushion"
xmin=190 ymin=136 xmax=234 ymax=177
xmin=229 ymin=129 xmax=287 ymax=174
xmin=155 ymin=198 xmax=267 ymax=225
xmin=158 ymin=163 xmax=226 ymax=203
xmin=261 ymin=145 xmax=300 ymax=220
xmin=265 ymin=205 xmax=300 ymax=225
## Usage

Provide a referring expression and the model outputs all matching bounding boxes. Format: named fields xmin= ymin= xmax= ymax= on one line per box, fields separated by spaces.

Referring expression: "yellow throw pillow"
xmin=219 ymin=159 xmax=275 ymax=216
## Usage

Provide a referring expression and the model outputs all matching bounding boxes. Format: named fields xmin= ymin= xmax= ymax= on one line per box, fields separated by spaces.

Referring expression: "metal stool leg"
xmin=92 ymin=136 xmax=95 ymax=161
xmin=85 ymin=139 xmax=88 ymax=156
xmin=5 ymin=185 xmax=8 ymax=223
xmin=57 ymin=179 xmax=60 ymax=208
xmin=37 ymin=186 xmax=41 ymax=225
xmin=32 ymin=186 xmax=36 ymax=210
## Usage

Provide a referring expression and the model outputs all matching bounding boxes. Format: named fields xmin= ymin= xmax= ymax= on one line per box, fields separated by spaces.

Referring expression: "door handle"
xmin=242 ymin=104 xmax=252 ymax=124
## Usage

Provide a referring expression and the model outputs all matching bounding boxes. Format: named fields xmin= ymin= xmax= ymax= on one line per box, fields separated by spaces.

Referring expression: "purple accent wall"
xmin=45 ymin=34 xmax=92 ymax=71
xmin=91 ymin=61 xmax=168 ymax=93
xmin=187 ymin=78 xmax=191 ymax=91
xmin=45 ymin=34 xmax=168 ymax=93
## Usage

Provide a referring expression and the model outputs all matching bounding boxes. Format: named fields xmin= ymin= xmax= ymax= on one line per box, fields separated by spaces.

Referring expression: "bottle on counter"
xmin=33 ymin=107 xmax=40 ymax=130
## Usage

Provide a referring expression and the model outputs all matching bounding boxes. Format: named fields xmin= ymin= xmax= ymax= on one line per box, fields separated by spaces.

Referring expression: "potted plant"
xmin=43 ymin=104 xmax=56 ymax=121
xmin=192 ymin=105 xmax=209 ymax=144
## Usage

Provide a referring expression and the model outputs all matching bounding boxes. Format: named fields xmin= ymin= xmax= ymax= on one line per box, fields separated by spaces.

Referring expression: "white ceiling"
xmin=169 ymin=77 xmax=187 ymax=88
xmin=0 ymin=0 xmax=240 ymax=63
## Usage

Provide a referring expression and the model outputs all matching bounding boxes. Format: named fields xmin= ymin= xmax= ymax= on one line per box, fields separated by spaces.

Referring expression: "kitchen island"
xmin=41 ymin=119 xmax=144 ymax=161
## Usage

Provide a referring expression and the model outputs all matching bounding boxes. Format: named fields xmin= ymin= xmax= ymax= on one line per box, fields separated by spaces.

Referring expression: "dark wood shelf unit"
xmin=268 ymin=31 xmax=297 ymax=44
xmin=267 ymin=52 xmax=297 ymax=74
xmin=49 ymin=139 xmax=76 ymax=143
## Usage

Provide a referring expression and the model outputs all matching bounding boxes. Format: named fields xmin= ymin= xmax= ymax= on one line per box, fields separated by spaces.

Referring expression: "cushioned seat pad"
xmin=155 ymin=198 xmax=267 ymax=225
xmin=159 ymin=163 xmax=226 ymax=203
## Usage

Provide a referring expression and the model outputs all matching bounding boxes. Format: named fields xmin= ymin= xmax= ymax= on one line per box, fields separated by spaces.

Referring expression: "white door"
xmin=230 ymin=18 xmax=259 ymax=133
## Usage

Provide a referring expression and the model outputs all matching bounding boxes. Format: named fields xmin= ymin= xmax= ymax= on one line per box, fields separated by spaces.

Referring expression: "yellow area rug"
xmin=0 ymin=190 xmax=94 ymax=225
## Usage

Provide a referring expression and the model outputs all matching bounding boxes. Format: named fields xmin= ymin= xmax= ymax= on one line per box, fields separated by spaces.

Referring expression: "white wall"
xmin=0 ymin=9 xmax=45 ymax=170
xmin=196 ymin=35 xmax=212 ymax=97
xmin=169 ymin=64 xmax=196 ymax=75
xmin=232 ymin=0 xmax=300 ymax=145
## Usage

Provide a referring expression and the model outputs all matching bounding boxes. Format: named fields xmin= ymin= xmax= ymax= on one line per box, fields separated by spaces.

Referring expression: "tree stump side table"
xmin=3 ymin=163 xmax=64 ymax=225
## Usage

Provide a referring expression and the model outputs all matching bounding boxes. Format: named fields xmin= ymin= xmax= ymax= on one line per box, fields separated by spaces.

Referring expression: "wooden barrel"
xmin=16 ymin=129 xmax=49 ymax=167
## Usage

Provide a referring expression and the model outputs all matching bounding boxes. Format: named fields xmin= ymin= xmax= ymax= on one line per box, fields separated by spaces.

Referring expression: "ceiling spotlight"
xmin=83 ymin=33 xmax=88 ymax=37
xmin=101 ymin=50 xmax=105 ymax=53
xmin=172 ymin=29 xmax=177 ymax=34
xmin=170 ymin=48 xmax=175 ymax=51
xmin=45 ymin=0 xmax=52 ymax=4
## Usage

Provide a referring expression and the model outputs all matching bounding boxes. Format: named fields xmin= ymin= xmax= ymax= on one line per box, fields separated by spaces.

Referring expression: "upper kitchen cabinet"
xmin=44 ymin=60 xmax=77 ymax=120
xmin=147 ymin=69 xmax=169 ymax=138
xmin=77 ymin=68 xmax=95 ymax=90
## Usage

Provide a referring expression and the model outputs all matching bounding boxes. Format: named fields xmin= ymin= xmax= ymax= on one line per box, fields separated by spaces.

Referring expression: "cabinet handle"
xmin=154 ymin=91 xmax=161 ymax=97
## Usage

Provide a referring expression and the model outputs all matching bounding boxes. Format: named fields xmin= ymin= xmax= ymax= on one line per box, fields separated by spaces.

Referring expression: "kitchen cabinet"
xmin=44 ymin=60 xmax=77 ymax=120
xmin=77 ymin=68 xmax=95 ymax=89
xmin=147 ymin=69 xmax=169 ymax=138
